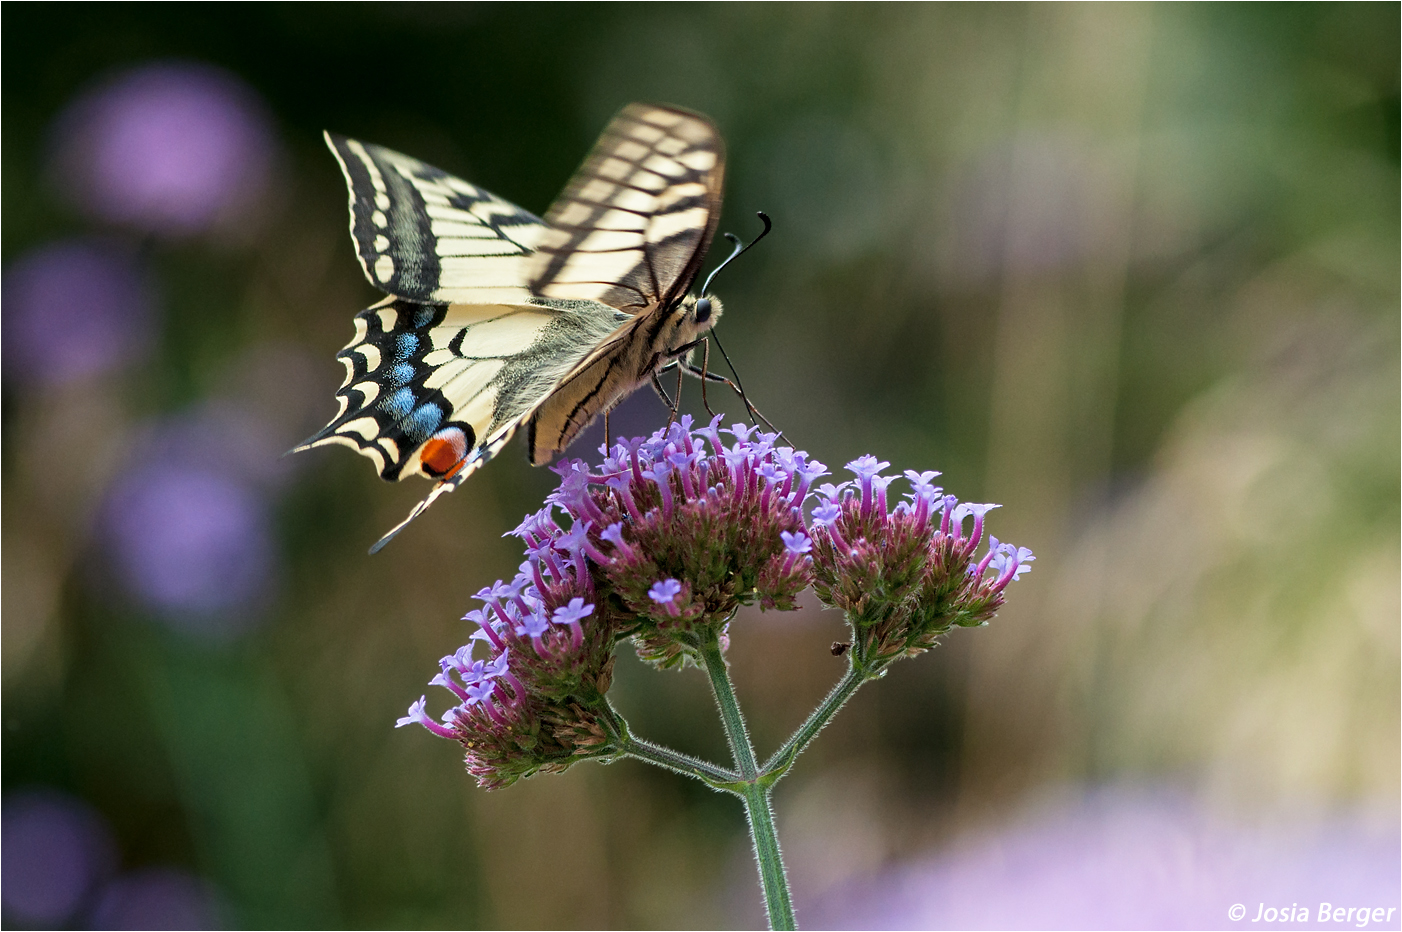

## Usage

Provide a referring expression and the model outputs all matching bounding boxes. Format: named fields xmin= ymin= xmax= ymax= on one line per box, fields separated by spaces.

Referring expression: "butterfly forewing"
xmin=528 ymin=103 xmax=725 ymax=312
xmin=521 ymin=104 xmax=726 ymax=464
xmin=326 ymin=132 xmax=547 ymax=304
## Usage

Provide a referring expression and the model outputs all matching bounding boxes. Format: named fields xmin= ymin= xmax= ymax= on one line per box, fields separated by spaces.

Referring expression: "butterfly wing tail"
xmin=368 ymin=477 xmax=460 ymax=554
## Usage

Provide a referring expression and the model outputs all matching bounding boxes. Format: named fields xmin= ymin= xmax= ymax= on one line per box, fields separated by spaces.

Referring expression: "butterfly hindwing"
xmin=296 ymin=295 xmax=628 ymax=481
xmin=325 ymin=132 xmax=547 ymax=305
xmin=528 ymin=103 xmax=725 ymax=312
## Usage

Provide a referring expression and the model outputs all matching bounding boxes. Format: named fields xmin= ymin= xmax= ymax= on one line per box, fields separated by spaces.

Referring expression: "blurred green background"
xmin=3 ymin=3 xmax=1397 ymax=929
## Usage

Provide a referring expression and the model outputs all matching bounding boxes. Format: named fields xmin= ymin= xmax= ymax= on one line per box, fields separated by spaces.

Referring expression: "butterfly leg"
xmin=691 ymin=339 xmax=752 ymax=422
xmin=651 ymin=372 xmax=676 ymax=410
xmin=697 ymin=339 xmax=716 ymax=418
xmin=671 ymin=365 xmax=685 ymax=426
xmin=669 ymin=335 xmax=763 ymax=426
xmin=604 ymin=408 xmax=611 ymax=454
xmin=664 ymin=338 xmax=720 ymax=417
xmin=677 ymin=359 xmax=786 ymax=439
xmin=650 ymin=365 xmax=686 ymax=427
xmin=664 ymin=336 xmax=788 ymax=440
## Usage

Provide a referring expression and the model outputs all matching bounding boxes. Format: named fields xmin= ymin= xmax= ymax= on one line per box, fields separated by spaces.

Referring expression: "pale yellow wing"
xmin=324 ymin=133 xmax=546 ymax=304
xmin=312 ymin=105 xmax=726 ymax=552
xmin=527 ymin=103 xmax=725 ymax=312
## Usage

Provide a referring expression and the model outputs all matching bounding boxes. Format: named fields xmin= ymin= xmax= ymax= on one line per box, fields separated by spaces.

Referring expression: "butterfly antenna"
xmin=702 ymin=235 xmax=744 ymax=295
xmin=701 ymin=211 xmax=772 ymax=295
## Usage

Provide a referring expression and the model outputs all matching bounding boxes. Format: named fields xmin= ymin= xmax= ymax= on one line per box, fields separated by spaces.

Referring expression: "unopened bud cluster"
xmin=400 ymin=417 xmax=1032 ymax=786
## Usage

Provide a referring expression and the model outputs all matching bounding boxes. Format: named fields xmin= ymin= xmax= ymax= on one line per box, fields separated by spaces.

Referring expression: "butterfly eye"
xmin=694 ymin=298 xmax=712 ymax=324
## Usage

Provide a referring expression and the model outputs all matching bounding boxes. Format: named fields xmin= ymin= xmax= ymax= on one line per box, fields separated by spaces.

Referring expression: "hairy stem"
xmin=600 ymin=699 xmax=739 ymax=787
xmin=621 ymin=733 xmax=741 ymax=787
xmin=761 ymin=662 xmax=867 ymax=779
xmin=742 ymin=783 xmax=795 ymax=931
xmin=699 ymin=631 xmax=795 ymax=930
xmin=699 ymin=635 xmax=759 ymax=779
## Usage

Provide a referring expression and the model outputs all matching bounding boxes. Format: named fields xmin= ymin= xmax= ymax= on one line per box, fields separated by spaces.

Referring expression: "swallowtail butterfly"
xmin=297 ymin=103 xmax=729 ymax=552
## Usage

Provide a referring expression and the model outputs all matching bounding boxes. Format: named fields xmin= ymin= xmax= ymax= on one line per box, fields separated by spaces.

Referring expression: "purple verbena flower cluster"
xmin=397 ymin=517 xmax=618 ymax=788
xmin=809 ymin=457 xmax=1034 ymax=666
xmin=574 ymin=415 xmax=824 ymax=666
xmin=398 ymin=416 xmax=1032 ymax=787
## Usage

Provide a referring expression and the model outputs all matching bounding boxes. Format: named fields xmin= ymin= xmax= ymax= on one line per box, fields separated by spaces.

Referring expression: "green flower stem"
xmin=699 ymin=631 xmax=796 ymax=931
xmin=621 ymin=733 xmax=741 ymax=787
xmin=600 ymin=700 xmax=739 ymax=786
xmin=760 ymin=661 xmax=867 ymax=779
xmin=698 ymin=634 xmax=759 ymax=779
xmin=741 ymin=782 xmax=794 ymax=931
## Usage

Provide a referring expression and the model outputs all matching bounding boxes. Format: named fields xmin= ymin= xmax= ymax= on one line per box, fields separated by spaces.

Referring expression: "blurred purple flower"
xmin=1 ymin=239 xmax=155 ymax=386
xmin=2 ymin=789 xmax=116 ymax=926
xmin=802 ymin=790 xmax=1402 ymax=931
xmin=103 ymin=462 xmax=274 ymax=635
xmin=142 ymin=401 xmax=296 ymax=491
xmin=88 ymin=867 xmax=222 ymax=930
xmin=97 ymin=401 xmax=286 ymax=636
xmin=50 ymin=61 xmax=275 ymax=235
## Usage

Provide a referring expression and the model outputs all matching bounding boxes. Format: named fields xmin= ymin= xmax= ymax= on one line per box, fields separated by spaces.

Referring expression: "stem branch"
xmin=761 ymin=662 xmax=867 ymax=778
xmin=622 ymin=734 xmax=741 ymax=787
xmin=601 ymin=700 xmax=740 ymax=787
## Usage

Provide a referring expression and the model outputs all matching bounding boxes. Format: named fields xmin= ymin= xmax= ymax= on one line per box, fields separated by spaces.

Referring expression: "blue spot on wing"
xmin=405 ymin=404 xmax=443 ymax=443
xmin=388 ymin=362 xmax=415 ymax=387
xmin=395 ymin=333 xmax=419 ymax=359
xmin=381 ymin=387 xmax=416 ymax=419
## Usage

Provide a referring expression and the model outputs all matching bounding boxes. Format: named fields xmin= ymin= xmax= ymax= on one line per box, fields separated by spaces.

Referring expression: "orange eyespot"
xmin=420 ymin=427 xmax=470 ymax=478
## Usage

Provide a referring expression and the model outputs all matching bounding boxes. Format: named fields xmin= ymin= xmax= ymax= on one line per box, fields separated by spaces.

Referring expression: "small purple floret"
xmin=845 ymin=455 xmax=889 ymax=481
xmin=552 ymin=597 xmax=593 ymax=649
xmin=649 ymin=579 xmax=683 ymax=604
xmin=781 ymin=531 xmax=812 ymax=555
xmin=397 ymin=697 xmax=457 ymax=739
